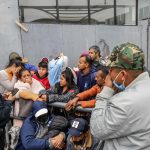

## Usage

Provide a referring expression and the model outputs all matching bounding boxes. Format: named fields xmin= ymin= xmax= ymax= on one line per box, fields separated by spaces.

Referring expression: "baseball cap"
xmin=68 ymin=118 xmax=89 ymax=136
xmin=110 ymin=42 xmax=145 ymax=70
xmin=32 ymin=101 xmax=48 ymax=118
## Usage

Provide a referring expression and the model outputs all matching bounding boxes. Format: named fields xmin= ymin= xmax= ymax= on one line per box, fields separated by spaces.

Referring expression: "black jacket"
xmin=0 ymin=94 xmax=12 ymax=128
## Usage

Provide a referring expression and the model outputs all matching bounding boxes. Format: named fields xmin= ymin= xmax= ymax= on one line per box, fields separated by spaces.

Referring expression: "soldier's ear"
xmin=121 ymin=70 xmax=127 ymax=80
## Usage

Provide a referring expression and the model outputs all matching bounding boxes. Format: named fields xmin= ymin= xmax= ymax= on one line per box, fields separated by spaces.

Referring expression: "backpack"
xmin=0 ymin=94 xmax=12 ymax=128
xmin=48 ymin=56 xmax=68 ymax=87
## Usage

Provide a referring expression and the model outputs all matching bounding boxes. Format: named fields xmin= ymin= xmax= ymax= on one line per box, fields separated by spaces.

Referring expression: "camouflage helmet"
xmin=109 ymin=42 xmax=145 ymax=70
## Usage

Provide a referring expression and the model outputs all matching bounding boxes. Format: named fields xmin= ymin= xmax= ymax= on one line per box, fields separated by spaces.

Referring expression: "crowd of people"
xmin=0 ymin=42 xmax=150 ymax=150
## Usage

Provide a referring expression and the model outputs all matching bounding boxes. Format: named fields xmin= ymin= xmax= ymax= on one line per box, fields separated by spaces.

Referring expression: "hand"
xmin=40 ymin=94 xmax=47 ymax=101
xmin=77 ymin=101 xmax=82 ymax=106
xmin=13 ymin=67 xmax=21 ymax=75
xmin=51 ymin=133 xmax=64 ymax=149
xmin=104 ymin=75 xmax=113 ymax=88
xmin=30 ymin=70 xmax=35 ymax=76
xmin=5 ymin=93 xmax=16 ymax=101
xmin=65 ymin=97 xmax=79 ymax=111
xmin=25 ymin=78 xmax=32 ymax=85
xmin=22 ymin=57 xmax=28 ymax=63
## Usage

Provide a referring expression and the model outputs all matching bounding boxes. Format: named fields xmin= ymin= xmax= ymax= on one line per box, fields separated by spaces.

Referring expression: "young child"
xmin=33 ymin=58 xmax=50 ymax=90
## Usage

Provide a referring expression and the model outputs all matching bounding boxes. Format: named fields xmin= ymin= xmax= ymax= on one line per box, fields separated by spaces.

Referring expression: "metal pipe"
xmin=147 ymin=18 xmax=150 ymax=69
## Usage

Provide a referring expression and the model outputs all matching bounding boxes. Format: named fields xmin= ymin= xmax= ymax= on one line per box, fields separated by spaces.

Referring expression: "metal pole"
xmin=114 ymin=0 xmax=117 ymax=25
xmin=136 ymin=0 xmax=138 ymax=25
xmin=56 ymin=0 xmax=59 ymax=22
xmin=87 ymin=0 xmax=91 ymax=24
xmin=147 ymin=18 xmax=150 ymax=69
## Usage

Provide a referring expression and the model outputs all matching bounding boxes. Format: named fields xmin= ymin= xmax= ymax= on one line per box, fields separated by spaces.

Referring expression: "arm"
xmin=19 ymin=91 xmax=39 ymax=101
xmin=77 ymin=85 xmax=98 ymax=101
xmin=0 ymin=75 xmax=17 ymax=91
xmin=48 ymin=88 xmax=79 ymax=103
xmin=20 ymin=119 xmax=51 ymax=150
xmin=78 ymin=99 xmax=96 ymax=108
xmin=90 ymin=86 xmax=128 ymax=140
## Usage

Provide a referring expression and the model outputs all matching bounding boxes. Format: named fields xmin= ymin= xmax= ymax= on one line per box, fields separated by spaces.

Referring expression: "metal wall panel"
xmin=21 ymin=23 xmax=144 ymax=68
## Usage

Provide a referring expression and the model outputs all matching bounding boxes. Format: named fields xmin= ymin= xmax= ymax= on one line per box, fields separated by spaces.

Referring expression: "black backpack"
xmin=49 ymin=115 xmax=68 ymax=131
xmin=0 ymin=94 xmax=12 ymax=128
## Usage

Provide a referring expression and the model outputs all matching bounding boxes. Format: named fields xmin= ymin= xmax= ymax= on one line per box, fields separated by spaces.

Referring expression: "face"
xmin=95 ymin=70 xmax=105 ymax=86
xmin=60 ymin=74 xmax=67 ymax=87
xmin=109 ymin=68 xmax=126 ymax=84
xmin=78 ymin=57 xmax=88 ymax=71
xmin=72 ymin=133 xmax=85 ymax=143
xmin=36 ymin=113 xmax=49 ymax=125
xmin=12 ymin=64 xmax=22 ymax=74
xmin=21 ymin=70 xmax=32 ymax=83
xmin=89 ymin=49 xmax=97 ymax=60
xmin=38 ymin=67 xmax=47 ymax=77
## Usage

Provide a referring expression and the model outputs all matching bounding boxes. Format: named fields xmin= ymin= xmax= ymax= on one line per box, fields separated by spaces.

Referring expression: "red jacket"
xmin=77 ymin=85 xmax=102 ymax=108
xmin=32 ymin=74 xmax=50 ymax=90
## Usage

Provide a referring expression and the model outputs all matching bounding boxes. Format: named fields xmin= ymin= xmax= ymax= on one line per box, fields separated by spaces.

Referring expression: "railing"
xmin=48 ymin=102 xmax=93 ymax=113
xmin=10 ymin=102 xmax=93 ymax=120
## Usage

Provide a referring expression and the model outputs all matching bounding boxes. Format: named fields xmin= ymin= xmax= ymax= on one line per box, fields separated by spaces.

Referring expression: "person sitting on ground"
xmin=16 ymin=101 xmax=67 ymax=150
xmin=9 ymin=52 xmax=38 ymax=75
xmin=90 ymin=43 xmax=150 ymax=150
xmin=9 ymin=68 xmax=45 ymax=149
xmin=33 ymin=58 xmax=50 ymax=90
xmin=66 ymin=118 xmax=98 ymax=150
xmin=88 ymin=45 xmax=103 ymax=69
xmin=39 ymin=67 xmax=78 ymax=104
xmin=0 ymin=59 xmax=23 ymax=94
xmin=12 ymin=68 xmax=45 ymax=128
xmin=77 ymin=54 xmax=96 ymax=93
xmin=65 ymin=66 xmax=108 ymax=111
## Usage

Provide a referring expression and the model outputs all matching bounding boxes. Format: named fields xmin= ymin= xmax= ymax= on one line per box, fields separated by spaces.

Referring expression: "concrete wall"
xmin=0 ymin=0 xmax=22 ymax=69
xmin=21 ymin=23 xmax=144 ymax=68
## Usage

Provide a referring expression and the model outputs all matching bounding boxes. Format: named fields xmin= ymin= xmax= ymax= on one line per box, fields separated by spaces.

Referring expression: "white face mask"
xmin=113 ymin=71 xmax=126 ymax=91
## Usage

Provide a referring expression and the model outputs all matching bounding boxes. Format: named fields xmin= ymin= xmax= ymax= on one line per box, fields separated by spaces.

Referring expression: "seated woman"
xmin=14 ymin=68 xmax=45 ymax=100
xmin=32 ymin=58 xmax=50 ymax=90
xmin=0 ymin=59 xmax=23 ymax=94
xmin=9 ymin=68 xmax=45 ymax=149
xmin=14 ymin=68 xmax=45 ymax=121
xmin=40 ymin=67 xmax=79 ymax=103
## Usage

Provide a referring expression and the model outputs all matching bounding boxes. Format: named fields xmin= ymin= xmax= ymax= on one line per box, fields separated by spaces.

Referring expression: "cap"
xmin=110 ymin=42 xmax=145 ymax=70
xmin=68 ymin=118 xmax=88 ymax=136
xmin=32 ymin=101 xmax=48 ymax=118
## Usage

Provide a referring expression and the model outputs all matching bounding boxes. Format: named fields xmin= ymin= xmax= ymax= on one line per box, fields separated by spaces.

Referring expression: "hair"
xmin=89 ymin=45 xmax=101 ymax=57
xmin=6 ymin=59 xmax=23 ymax=69
xmin=17 ymin=68 xmax=31 ymax=79
xmin=38 ymin=61 xmax=48 ymax=69
xmin=80 ymin=54 xmax=93 ymax=67
xmin=61 ymin=67 xmax=76 ymax=90
xmin=96 ymin=66 xmax=109 ymax=76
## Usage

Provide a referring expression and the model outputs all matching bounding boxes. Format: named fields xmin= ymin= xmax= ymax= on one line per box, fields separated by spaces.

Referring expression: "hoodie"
xmin=16 ymin=101 xmax=52 ymax=150
xmin=77 ymin=68 xmax=96 ymax=92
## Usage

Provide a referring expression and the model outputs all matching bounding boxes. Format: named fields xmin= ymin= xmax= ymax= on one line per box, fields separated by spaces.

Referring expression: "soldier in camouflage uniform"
xmin=90 ymin=42 xmax=150 ymax=150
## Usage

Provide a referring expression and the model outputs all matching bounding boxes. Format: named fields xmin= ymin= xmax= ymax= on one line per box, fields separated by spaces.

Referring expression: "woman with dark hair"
xmin=32 ymin=58 xmax=50 ymax=90
xmin=0 ymin=59 xmax=23 ymax=94
xmin=40 ymin=67 xmax=79 ymax=103
xmin=9 ymin=52 xmax=38 ymax=75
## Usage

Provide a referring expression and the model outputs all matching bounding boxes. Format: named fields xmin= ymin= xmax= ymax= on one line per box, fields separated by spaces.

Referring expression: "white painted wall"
xmin=0 ymin=0 xmax=22 ymax=69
